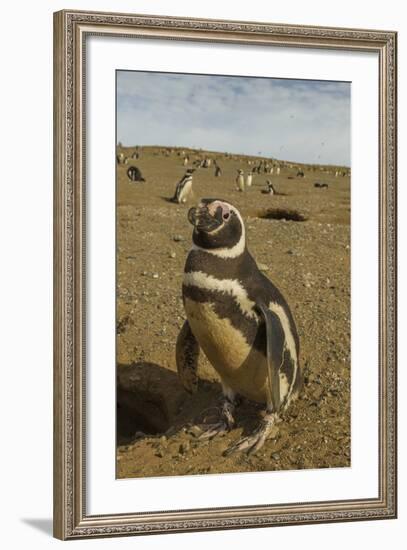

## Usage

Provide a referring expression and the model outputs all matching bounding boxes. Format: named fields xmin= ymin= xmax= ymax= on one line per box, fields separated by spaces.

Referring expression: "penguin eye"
xmin=223 ymin=212 xmax=230 ymax=221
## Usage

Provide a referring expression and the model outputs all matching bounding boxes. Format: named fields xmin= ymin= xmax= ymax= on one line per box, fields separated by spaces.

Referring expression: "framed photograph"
xmin=53 ymin=9 xmax=397 ymax=540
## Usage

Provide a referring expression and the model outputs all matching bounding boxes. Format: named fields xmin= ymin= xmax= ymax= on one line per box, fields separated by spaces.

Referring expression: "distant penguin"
xmin=127 ymin=165 xmax=145 ymax=182
xmin=183 ymin=156 xmax=189 ymax=166
xmin=276 ymin=166 xmax=281 ymax=176
xmin=314 ymin=182 xmax=329 ymax=189
xmin=117 ymin=152 xmax=126 ymax=165
xmin=245 ymin=171 xmax=253 ymax=188
xmin=176 ymin=199 xmax=302 ymax=455
xmin=171 ymin=169 xmax=195 ymax=204
xmin=296 ymin=169 xmax=305 ymax=178
xmin=215 ymin=165 xmax=222 ymax=177
xmin=261 ymin=180 xmax=275 ymax=195
xmin=236 ymin=169 xmax=245 ymax=192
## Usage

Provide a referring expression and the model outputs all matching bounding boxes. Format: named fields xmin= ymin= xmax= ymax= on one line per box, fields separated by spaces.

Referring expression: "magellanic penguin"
xmin=176 ymin=199 xmax=302 ymax=455
xmin=261 ymin=180 xmax=275 ymax=195
xmin=171 ymin=169 xmax=195 ymax=204
xmin=127 ymin=165 xmax=145 ymax=182
xmin=245 ymin=171 xmax=253 ymax=188
xmin=236 ymin=169 xmax=245 ymax=192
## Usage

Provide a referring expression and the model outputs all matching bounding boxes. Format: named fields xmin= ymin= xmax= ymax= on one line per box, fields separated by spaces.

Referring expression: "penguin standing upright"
xmin=171 ymin=169 xmax=195 ymax=204
xmin=214 ymin=164 xmax=222 ymax=177
xmin=176 ymin=199 xmax=302 ymax=454
xmin=236 ymin=169 xmax=245 ymax=192
xmin=245 ymin=171 xmax=253 ymax=188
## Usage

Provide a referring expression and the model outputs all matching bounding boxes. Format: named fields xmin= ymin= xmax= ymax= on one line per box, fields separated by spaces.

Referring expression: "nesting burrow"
xmin=257 ymin=208 xmax=308 ymax=222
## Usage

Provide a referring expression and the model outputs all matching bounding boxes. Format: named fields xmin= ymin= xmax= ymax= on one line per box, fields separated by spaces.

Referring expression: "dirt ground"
xmin=116 ymin=146 xmax=350 ymax=479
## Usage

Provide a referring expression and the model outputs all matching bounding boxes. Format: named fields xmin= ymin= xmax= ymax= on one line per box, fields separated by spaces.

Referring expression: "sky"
xmin=117 ymin=71 xmax=350 ymax=166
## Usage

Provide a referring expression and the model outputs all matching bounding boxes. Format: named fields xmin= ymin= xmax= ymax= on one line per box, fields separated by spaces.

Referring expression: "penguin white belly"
xmin=179 ymin=180 xmax=192 ymax=202
xmin=184 ymin=296 xmax=270 ymax=402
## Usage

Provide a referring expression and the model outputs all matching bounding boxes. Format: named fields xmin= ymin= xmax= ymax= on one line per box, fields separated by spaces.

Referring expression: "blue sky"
xmin=117 ymin=71 xmax=350 ymax=166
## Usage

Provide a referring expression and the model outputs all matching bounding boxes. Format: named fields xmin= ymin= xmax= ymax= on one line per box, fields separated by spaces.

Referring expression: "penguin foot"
xmin=223 ymin=413 xmax=278 ymax=456
xmin=198 ymin=421 xmax=229 ymax=440
xmin=198 ymin=399 xmax=235 ymax=440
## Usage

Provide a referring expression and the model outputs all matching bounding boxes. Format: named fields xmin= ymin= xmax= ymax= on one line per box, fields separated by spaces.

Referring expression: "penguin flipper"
xmin=176 ymin=320 xmax=200 ymax=394
xmin=256 ymin=301 xmax=286 ymax=413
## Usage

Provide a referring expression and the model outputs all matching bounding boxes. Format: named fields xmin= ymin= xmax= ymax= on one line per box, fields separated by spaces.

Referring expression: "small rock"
xmin=258 ymin=263 xmax=269 ymax=272
xmin=271 ymin=452 xmax=281 ymax=460
xmin=268 ymin=426 xmax=279 ymax=439
xmin=173 ymin=235 xmax=184 ymax=242
xmin=169 ymin=251 xmax=176 ymax=259
xmin=141 ymin=271 xmax=148 ymax=276
xmin=152 ymin=273 xmax=159 ymax=279
xmin=155 ymin=450 xmax=164 ymax=458
xmin=311 ymin=386 xmax=324 ymax=401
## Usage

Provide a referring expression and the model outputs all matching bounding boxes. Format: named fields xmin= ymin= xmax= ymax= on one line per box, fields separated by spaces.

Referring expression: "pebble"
xmin=258 ymin=263 xmax=269 ymax=272
xmin=271 ymin=452 xmax=281 ymax=460
xmin=173 ymin=235 xmax=184 ymax=242
xmin=312 ymin=386 xmax=324 ymax=400
xmin=152 ymin=273 xmax=159 ymax=279
xmin=169 ymin=251 xmax=176 ymax=258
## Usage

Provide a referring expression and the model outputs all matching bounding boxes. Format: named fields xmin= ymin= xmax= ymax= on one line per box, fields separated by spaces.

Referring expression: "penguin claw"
xmin=223 ymin=433 xmax=263 ymax=456
xmin=223 ymin=414 xmax=278 ymax=456
xmin=198 ymin=422 xmax=229 ymax=440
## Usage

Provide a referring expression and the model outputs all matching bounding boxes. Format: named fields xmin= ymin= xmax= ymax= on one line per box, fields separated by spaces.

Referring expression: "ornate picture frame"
xmin=53 ymin=9 xmax=397 ymax=540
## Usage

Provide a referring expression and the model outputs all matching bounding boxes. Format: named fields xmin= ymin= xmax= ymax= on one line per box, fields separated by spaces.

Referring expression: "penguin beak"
xmin=188 ymin=205 xmax=222 ymax=232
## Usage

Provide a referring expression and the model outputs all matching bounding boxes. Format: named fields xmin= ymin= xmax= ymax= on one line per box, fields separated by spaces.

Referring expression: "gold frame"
xmin=53 ymin=9 xmax=397 ymax=540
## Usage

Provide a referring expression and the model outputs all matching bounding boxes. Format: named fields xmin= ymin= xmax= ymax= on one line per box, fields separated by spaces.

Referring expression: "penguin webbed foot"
xmin=223 ymin=412 xmax=278 ymax=456
xmin=197 ymin=399 xmax=235 ymax=440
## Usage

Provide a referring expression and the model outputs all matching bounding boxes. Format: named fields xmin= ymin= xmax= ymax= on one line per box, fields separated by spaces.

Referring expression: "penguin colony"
xmin=117 ymin=145 xmax=348 ymax=204
xmin=116 ymin=145 xmax=350 ymax=458
xmin=176 ymin=198 xmax=302 ymax=454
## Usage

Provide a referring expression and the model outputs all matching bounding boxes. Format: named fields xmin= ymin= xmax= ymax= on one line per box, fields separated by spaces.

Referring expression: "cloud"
xmin=117 ymin=71 xmax=350 ymax=166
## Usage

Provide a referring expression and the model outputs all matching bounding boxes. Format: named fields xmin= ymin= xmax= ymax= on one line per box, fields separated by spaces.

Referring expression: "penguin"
xmin=236 ymin=169 xmax=245 ymax=192
xmin=214 ymin=164 xmax=222 ymax=177
xmin=127 ymin=165 xmax=145 ymax=182
xmin=245 ymin=171 xmax=253 ymax=188
xmin=117 ymin=152 xmax=126 ymax=165
xmin=276 ymin=166 xmax=281 ymax=176
xmin=261 ymin=180 xmax=275 ymax=195
xmin=176 ymin=199 xmax=302 ymax=455
xmin=171 ymin=169 xmax=195 ymax=204
xmin=183 ymin=156 xmax=189 ymax=166
xmin=296 ymin=169 xmax=305 ymax=178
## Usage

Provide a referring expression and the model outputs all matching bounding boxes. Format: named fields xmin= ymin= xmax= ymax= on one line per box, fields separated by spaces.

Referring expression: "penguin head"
xmin=188 ymin=199 xmax=245 ymax=253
